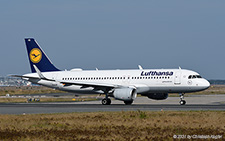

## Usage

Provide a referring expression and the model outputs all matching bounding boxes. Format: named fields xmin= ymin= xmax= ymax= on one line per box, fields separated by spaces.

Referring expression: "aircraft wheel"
xmin=179 ymin=100 xmax=186 ymax=105
xmin=124 ymin=100 xmax=133 ymax=105
xmin=102 ymin=98 xmax=111 ymax=105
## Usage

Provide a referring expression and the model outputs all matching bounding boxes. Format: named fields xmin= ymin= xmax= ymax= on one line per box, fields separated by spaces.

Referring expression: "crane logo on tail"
xmin=29 ymin=48 xmax=42 ymax=63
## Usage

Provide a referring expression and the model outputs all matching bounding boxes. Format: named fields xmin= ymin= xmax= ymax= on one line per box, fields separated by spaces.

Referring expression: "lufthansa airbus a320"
xmin=13 ymin=38 xmax=210 ymax=105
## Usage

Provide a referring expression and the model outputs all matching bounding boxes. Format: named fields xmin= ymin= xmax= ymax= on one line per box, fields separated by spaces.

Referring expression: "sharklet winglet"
xmin=33 ymin=65 xmax=46 ymax=79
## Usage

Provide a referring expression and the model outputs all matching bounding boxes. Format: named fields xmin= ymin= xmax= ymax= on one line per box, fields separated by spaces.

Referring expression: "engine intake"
xmin=113 ymin=88 xmax=137 ymax=101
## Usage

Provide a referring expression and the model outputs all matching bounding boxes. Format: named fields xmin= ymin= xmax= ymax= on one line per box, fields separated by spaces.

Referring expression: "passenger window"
xmin=192 ymin=75 xmax=196 ymax=79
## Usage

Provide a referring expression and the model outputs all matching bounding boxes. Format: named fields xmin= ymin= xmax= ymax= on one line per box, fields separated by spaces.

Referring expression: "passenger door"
xmin=51 ymin=73 xmax=58 ymax=88
xmin=174 ymin=71 xmax=181 ymax=85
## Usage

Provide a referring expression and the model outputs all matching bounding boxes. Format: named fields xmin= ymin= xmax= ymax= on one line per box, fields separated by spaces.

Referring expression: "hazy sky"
xmin=0 ymin=1 xmax=225 ymax=79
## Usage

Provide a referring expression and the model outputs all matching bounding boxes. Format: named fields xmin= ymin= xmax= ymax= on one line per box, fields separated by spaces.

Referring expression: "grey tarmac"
xmin=0 ymin=95 xmax=224 ymax=114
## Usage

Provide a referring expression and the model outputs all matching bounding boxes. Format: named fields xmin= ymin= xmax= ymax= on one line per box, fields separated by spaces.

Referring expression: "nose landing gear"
xmin=179 ymin=93 xmax=186 ymax=105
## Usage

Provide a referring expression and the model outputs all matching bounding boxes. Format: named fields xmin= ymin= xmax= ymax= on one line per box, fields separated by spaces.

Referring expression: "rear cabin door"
xmin=51 ymin=73 xmax=58 ymax=88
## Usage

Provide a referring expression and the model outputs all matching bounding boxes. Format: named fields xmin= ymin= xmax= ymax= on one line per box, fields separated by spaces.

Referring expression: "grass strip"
xmin=0 ymin=111 xmax=224 ymax=140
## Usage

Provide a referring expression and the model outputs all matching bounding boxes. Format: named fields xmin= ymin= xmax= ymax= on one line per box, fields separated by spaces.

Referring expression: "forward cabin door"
xmin=174 ymin=71 xmax=181 ymax=85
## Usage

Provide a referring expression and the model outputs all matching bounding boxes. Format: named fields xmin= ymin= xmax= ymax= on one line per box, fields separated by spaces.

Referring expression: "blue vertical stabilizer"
xmin=25 ymin=38 xmax=60 ymax=73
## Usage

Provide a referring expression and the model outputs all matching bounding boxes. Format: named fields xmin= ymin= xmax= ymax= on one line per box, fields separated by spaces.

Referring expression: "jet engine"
xmin=146 ymin=93 xmax=168 ymax=100
xmin=113 ymin=88 xmax=137 ymax=101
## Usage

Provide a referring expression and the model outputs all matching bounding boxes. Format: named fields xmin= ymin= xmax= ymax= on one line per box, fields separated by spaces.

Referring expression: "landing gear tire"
xmin=102 ymin=98 xmax=111 ymax=105
xmin=124 ymin=100 xmax=133 ymax=105
xmin=179 ymin=93 xmax=186 ymax=105
xmin=179 ymin=100 xmax=186 ymax=105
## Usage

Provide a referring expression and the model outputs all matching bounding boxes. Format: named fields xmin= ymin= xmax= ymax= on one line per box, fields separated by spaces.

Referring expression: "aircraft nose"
xmin=196 ymin=79 xmax=210 ymax=91
xmin=202 ymin=79 xmax=210 ymax=89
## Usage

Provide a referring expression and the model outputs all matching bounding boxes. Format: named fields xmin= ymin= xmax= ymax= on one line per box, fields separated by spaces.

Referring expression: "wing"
xmin=10 ymin=75 xmax=54 ymax=81
xmin=60 ymin=81 xmax=117 ymax=89
xmin=11 ymin=65 xmax=120 ymax=92
xmin=11 ymin=75 xmax=119 ymax=91
xmin=10 ymin=75 xmax=39 ymax=79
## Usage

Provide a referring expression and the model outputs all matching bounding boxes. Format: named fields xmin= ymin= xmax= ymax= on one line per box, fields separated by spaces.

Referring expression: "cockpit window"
xmin=188 ymin=75 xmax=202 ymax=79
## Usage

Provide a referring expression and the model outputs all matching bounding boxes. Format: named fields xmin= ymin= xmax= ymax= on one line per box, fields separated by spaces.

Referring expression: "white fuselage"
xmin=24 ymin=68 xmax=210 ymax=95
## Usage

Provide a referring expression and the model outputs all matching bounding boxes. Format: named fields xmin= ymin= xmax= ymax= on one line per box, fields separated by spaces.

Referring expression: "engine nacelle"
xmin=113 ymin=88 xmax=137 ymax=101
xmin=146 ymin=93 xmax=168 ymax=100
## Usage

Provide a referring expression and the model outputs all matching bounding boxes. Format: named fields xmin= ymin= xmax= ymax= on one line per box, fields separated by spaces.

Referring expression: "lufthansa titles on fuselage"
xmin=141 ymin=71 xmax=173 ymax=76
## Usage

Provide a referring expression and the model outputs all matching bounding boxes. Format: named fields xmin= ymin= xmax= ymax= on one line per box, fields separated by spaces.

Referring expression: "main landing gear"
xmin=102 ymin=98 xmax=111 ymax=105
xmin=179 ymin=93 xmax=186 ymax=105
xmin=102 ymin=92 xmax=111 ymax=105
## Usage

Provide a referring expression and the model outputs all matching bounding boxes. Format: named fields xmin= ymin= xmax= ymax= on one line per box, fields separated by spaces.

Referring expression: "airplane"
xmin=12 ymin=38 xmax=210 ymax=105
